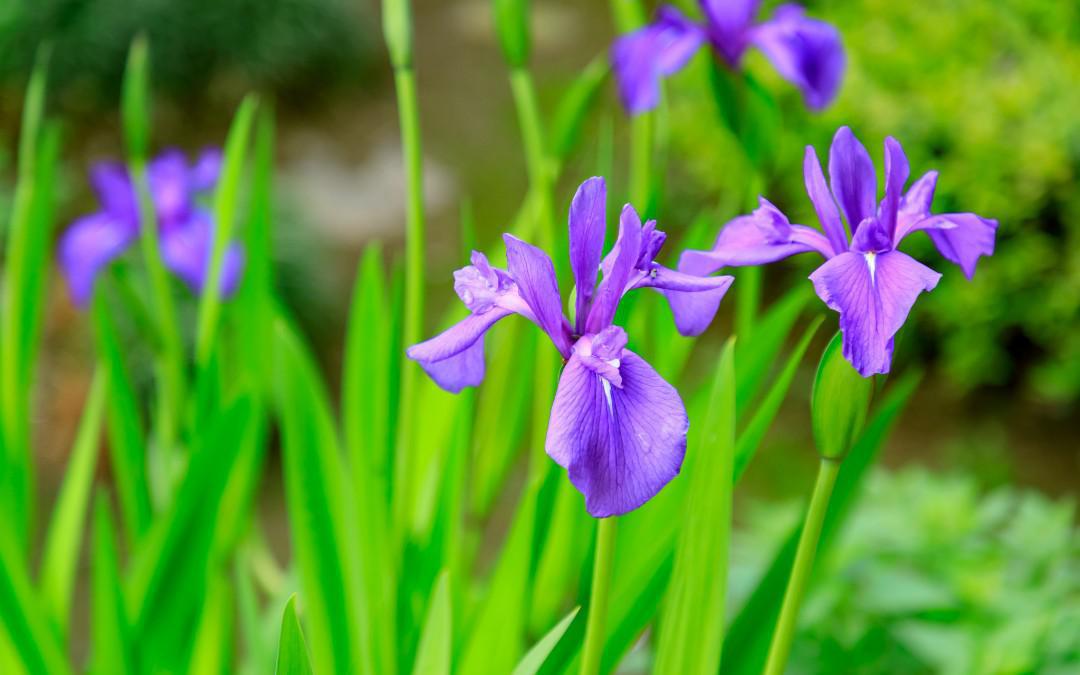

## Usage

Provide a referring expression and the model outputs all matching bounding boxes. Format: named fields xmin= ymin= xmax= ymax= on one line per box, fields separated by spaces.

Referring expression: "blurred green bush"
xmin=666 ymin=0 xmax=1080 ymax=405
xmin=731 ymin=467 xmax=1080 ymax=674
xmin=0 ymin=0 xmax=377 ymax=106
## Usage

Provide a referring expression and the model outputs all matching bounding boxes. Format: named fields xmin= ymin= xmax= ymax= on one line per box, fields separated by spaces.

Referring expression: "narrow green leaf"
xmin=276 ymin=596 xmax=314 ymax=675
xmin=722 ymin=371 xmax=922 ymax=675
xmin=39 ymin=368 xmax=107 ymax=639
xmin=655 ymin=337 xmax=736 ymax=673
xmin=733 ymin=316 xmax=824 ymax=481
xmin=411 ymin=572 xmax=451 ymax=675
xmin=0 ymin=45 xmax=51 ymax=550
xmin=91 ymin=294 xmax=151 ymax=542
xmin=90 ymin=494 xmax=133 ymax=675
xmin=811 ymin=332 xmax=874 ymax=460
xmin=529 ymin=476 xmax=590 ymax=634
xmin=196 ymin=94 xmax=258 ymax=368
xmin=458 ymin=482 xmax=538 ymax=674
xmin=549 ymin=55 xmax=608 ymax=162
xmin=513 ymin=607 xmax=581 ymax=675
xmin=185 ymin=573 xmax=233 ymax=675
xmin=735 ymin=285 xmax=811 ymax=415
xmin=273 ymin=314 xmax=370 ymax=675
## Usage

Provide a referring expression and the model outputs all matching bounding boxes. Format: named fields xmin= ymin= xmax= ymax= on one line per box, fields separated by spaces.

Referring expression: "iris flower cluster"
xmin=612 ymin=0 xmax=845 ymax=114
xmin=60 ymin=148 xmax=243 ymax=307
xmin=408 ymin=177 xmax=733 ymax=516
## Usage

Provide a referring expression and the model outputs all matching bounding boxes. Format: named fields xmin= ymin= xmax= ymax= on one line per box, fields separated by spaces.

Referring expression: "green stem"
xmin=580 ymin=517 xmax=617 ymax=675
xmin=764 ymin=457 xmax=841 ymax=675
xmin=628 ymin=113 xmax=653 ymax=214
xmin=509 ymin=67 xmax=553 ymax=247
xmin=131 ymin=162 xmax=185 ymax=455
xmin=391 ymin=63 xmax=426 ymax=535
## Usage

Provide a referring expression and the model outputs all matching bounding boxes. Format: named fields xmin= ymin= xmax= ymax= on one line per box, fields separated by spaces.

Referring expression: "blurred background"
xmin=0 ymin=0 xmax=1076 ymax=671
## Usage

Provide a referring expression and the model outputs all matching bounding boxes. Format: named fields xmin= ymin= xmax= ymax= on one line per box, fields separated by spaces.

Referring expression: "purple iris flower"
xmin=59 ymin=148 xmax=243 ymax=307
xmin=407 ymin=177 xmax=734 ymax=517
xmin=612 ymin=1 xmax=845 ymax=114
xmin=671 ymin=127 xmax=998 ymax=377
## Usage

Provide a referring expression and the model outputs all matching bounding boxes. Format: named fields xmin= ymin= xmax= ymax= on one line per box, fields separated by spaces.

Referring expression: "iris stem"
xmin=390 ymin=63 xmax=426 ymax=537
xmin=581 ymin=516 xmax=617 ymax=675
xmin=764 ymin=456 xmax=841 ymax=675
xmin=508 ymin=67 xmax=553 ymax=247
xmin=131 ymin=162 xmax=185 ymax=457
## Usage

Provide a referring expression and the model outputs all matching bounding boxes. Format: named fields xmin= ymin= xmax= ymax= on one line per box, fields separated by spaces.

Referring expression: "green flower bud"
xmin=493 ymin=0 xmax=530 ymax=68
xmin=382 ymin=0 xmax=414 ymax=70
xmin=811 ymin=332 xmax=874 ymax=460
xmin=122 ymin=35 xmax=150 ymax=163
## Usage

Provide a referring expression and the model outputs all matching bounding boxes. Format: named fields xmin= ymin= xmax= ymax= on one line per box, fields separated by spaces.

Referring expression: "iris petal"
xmin=546 ymin=349 xmax=687 ymax=517
xmin=59 ymin=212 xmax=138 ymax=307
xmin=568 ymin=177 xmax=607 ymax=332
xmin=750 ymin=5 xmax=845 ymax=110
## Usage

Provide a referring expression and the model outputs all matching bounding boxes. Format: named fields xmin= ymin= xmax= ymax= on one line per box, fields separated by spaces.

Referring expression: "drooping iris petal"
xmin=159 ymin=210 xmax=244 ymax=296
xmin=190 ymin=147 xmax=223 ymax=193
xmin=89 ymin=161 xmax=137 ymax=220
xmin=546 ymin=349 xmax=688 ymax=517
xmin=650 ymin=267 xmax=735 ymax=337
xmin=750 ymin=4 xmax=845 ymax=110
xmin=678 ymin=214 xmax=817 ymax=276
xmin=828 ymin=126 xmax=877 ymax=232
xmin=908 ymin=213 xmax=998 ymax=280
xmin=804 ymin=145 xmax=848 ymax=253
xmin=701 ymin=0 xmax=760 ymax=63
xmin=59 ymin=212 xmax=138 ymax=307
xmin=809 ymin=250 xmax=942 ymax=376
xmin=406 ymin=308 xmax=515 ymax=392
xmin=894 ymin=171 xmax=938 ymax=242
xmin=611 ymin=7 xmax=704 ymax=114
xmin=878 ymin=137 xmax=910 ymax=240
xmin=586 ymin=205 xmax=643 ymax=333
xmin=504 ymin=234 xmax=573 ymax=356
xmin=569 ymin=177 xmax=607 ymax=331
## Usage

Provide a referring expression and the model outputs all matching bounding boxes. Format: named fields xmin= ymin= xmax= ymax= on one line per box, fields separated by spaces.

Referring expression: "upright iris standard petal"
xmin=809 ymin=250 xmax=941 ymax=376
xmin=896 ymin=171 xmax=939 ymax=238
xmin=148 ymin=149 xmax=195 ymax=228
xmin=503 ymin=234 xmax=573 ymax=356
xmin=611 ymin=7 xmax=704 ymax=114
xmin=749 ymin=5 xmax=846 ymax=110
xmin=879 ymin=137 xmax=910 ymax=240
xmin=59 ymin=213 xmax=139 ymax=307
xmin=828 ymin=126 xmax=877 ymax=231
xmin=546 ymin=348 xmax=688 ymax=518
xmin=804 ymin=146 xmax=848 ymax=253
xmin=190 ymin=147 xmax=223 ymax=192
xmin=701 ymin=0 xmax=760 ymax=63
xmin=89 ymin=161 xmax=137 ymax=220
xmin=908 ymin=213 xmax=999 ymax=280
xmin=159 ymin=210 xmax=244 ymax=296
xmin=569 ymin=177 xmax=607 ymax=331
xmin=586 ymin=205 xmax=643 ymax=333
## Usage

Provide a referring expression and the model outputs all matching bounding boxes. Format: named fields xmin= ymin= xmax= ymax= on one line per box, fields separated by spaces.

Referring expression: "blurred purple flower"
xmin=408 ymin=177 xmax=733 ymax=517
xmin=612 ymin=1 xmax=845 ymax=114
xmin=59 ymin=148 xmax=243 ymax=307
xmin=672 ymin=127 xmax=998 ymax=377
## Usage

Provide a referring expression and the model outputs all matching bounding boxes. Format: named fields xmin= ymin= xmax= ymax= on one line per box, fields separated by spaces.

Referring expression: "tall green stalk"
xmin=763 ymin=457 xmax=840 ymax=675
xmin=610 ymin=0 xmax=652 ymax=213
xmin=123 ymin=37 xmax=185 ymax=455
xmin=384 ymin=0 xmax=426 ymax=537
xmin=580 ymin=517 xmax=617 ymax=675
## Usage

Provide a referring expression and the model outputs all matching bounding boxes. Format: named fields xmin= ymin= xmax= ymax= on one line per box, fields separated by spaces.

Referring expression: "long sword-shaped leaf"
xmin=276 ymin=596 xmax=314 ymax=675
xmin=39 ymin=368 xmax=107 ymax=639
xmin=411 ymin=572 xmax=452 ymax=675
xmin=513 ymin=607 xmax=581 ymax=675
xmin=90 ymin=494 xmax=132 ymax=675
xmin=0 ymin=46 xmax=51 ymax=550
xmin=655 ymin=337 xmax=736 ymax=673
xmin=185 ymin=573 xmax=233 ymax=675
xmin=274 ymin=314 xmax=371 ymax=675
xmin=721 ymin=371 xmax=922 ymax=674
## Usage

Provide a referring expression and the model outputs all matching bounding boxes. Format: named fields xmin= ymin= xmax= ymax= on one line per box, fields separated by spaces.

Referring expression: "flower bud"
xmin=811 ymin=332 xmax=874 ymax=460
xmin=493 ymin=0 xmax=530 ymax=68
xmin=382 ymin=0 xmax=413 ymax=70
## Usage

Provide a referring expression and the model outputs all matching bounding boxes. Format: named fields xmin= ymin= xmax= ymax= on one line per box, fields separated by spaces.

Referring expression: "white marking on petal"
xmin=864 ymin=252 xmax=877 ymax=285
xmin=601 ymin=378 xmax=614 ymax=417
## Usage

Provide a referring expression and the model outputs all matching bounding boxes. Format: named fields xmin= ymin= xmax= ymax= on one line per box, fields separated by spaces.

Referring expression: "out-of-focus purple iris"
xmin=407 ymin=177 xmax=733 ymax=517
xmin=59 ymin=148 xmax=243 ymax=307
xmin=671 ymin=127 xmax=998 ymax=377
xmin=612 ymin=1 xmax=845 ymax=114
